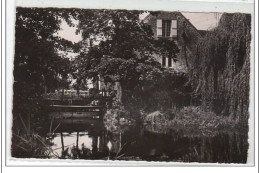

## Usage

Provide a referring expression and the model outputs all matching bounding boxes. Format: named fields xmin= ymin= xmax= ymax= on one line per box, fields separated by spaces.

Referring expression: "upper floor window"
xmin=157 ymin=19 xmax=177 ymax=38
xmin=162 ymin=20 xmax=171 ymax=37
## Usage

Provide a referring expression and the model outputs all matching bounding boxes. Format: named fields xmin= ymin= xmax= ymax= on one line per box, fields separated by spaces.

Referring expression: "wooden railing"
xmin=43 ymin=90 xmax=117 ymax=100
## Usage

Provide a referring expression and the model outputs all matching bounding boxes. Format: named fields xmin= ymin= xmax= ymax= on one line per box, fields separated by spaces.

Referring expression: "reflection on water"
xmin=45 ymin=115 xmax=248 ymax=163
xmin=49 ymin=132 xmax=93 ymax=157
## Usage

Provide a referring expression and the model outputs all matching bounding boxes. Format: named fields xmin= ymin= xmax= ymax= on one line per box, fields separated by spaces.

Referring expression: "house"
xmin=143 ymin=12 xmax=203 ymax=71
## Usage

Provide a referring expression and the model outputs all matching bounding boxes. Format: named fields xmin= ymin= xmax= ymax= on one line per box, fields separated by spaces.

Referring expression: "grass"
xmin=11 ymin=115 xmax=60 ymax=158
xmin=12 ymin=132 xmax=58 ymax=158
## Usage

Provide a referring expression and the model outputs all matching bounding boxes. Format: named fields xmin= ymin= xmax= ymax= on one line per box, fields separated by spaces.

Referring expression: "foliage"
xmin=103 ymin=107 xmax=131 ymax=122
xmin=188 ymin=13 xmax=251 ymax=121
xmin=71 ymin=9 xmax=180 ymax=104
xmin=12 ymin=8 xmax=78 ymax=158
xmin=12 ymin=132 xmax=56 ymax=158
xmin=144 ymin=111 xmax=169 ymax=124
xmin=11 ymin=115 xmax=57 ymax=158
xmin=14 ymin=8 xmax=184 ymax=114
xmin=125 ymin=69 xmax=191 ymax=112
xmin=169 ymin=106 xmax=238 ymax=130
xmin=14 ymin=8 xmax=75 ymax=117
xmin=143 ymin=106 xmax=241 ymax=137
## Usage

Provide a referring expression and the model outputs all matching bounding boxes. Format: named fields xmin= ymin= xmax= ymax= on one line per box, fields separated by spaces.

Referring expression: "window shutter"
xmin=170 ymin=20 xmax=177 ymax=37
xmin=157 ymin=19 xmax=162 ymax=37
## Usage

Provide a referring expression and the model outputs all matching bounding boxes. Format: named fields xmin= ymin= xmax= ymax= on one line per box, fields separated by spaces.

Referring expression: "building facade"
xmin=143 ymin=12 xmax=203 ymax=72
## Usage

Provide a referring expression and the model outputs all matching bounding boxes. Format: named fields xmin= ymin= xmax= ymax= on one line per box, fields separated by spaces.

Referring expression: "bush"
xmin=169 ymin=106 xmax=238 ymax=129
xmin=103 ymin=106 xmax=132 ymax=122
xmin=144 ymin=111 xmax=170 ymax=124
xmin=142 ymin=106 xmax=240 ymax=137
xmin=123 ymin=69 xmax=191 ymax=113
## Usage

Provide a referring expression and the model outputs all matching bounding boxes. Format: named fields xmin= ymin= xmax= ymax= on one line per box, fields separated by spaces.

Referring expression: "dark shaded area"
xmin=14 ymin=118 xmax=248 ymax=163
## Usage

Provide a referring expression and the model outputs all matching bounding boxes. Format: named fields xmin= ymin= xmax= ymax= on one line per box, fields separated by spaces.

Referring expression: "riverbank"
xmin=145 ymin=106 xmax=239 ymax=128
xmin=145 ymin=106 xmax=245 ymax=137
xmin=104 ymin=106 xmax=244 ymax=137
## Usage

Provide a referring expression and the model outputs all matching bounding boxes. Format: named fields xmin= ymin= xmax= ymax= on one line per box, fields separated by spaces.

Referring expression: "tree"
xmin=188 ymin=13 xmax=251 ymax=119
xmin=73 ymin=9 xmax=179 ymax=103
xmin=14 ymin=8 xmax=75 ymax=117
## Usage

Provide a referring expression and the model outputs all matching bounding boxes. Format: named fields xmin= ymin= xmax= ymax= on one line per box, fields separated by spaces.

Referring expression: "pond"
xmin=42 ymin=114 xmax=249 ymax=163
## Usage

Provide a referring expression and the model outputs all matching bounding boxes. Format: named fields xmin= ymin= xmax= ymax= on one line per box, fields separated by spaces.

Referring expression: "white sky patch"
xmin=56 ymin=19 xmax=82 ymax=43
xmin=181 ymin=12 xmax=222 ymax=30
xmin=55 ymin=19 xmax=82 ymax=59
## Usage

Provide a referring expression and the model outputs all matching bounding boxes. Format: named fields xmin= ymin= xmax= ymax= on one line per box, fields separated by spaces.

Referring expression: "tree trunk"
xmin=116 ymin=81 xmax=123 ymax=104
xmin=77 ymin=88 xmax=80 ymax=96
xmin=184 ymin=45 xmax=189 ymax=69
xmin=61 ymin=132 xmax=64 ymax=158
xmin=92 ymin=134 xmax=98 ymax=155
xmin=76 ymin=132 xmax=79 ymax=150
xmin=62 ymin=88 xmax=64 ymax=100
xmin=27 ymin=114 xmax=31 ymax=134
xmin=44 ymin=86 xmax=47 ymax=94
xmin=93 ymin=76 xmax=100 ymax=91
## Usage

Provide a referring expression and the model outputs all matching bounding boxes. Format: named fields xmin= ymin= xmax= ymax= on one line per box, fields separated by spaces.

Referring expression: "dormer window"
xmin=157 ymin=19 xmax=177 ymax=38
xmin=162 ymin=20 xmax=171 ymax=37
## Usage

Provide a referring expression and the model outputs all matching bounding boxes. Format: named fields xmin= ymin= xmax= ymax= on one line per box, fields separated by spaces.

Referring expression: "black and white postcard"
xmin=3 ymin=0 xmax=256 ymax=168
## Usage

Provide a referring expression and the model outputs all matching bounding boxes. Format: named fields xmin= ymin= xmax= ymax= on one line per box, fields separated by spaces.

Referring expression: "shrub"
xmin=144 ymin=111 xmax=170 ymax=124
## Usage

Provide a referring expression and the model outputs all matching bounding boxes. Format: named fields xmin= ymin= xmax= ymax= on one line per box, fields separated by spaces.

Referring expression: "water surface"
xmin=44 ymin=115 xmax=248 ymax=163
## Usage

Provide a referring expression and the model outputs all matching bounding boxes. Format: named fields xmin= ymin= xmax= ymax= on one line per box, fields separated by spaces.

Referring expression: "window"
xmin=156 ymin=18 xmax=177 ymax=68
xmin=168 ymin=57 xmax=172 ymax=67
xmin=162 ymin=57 xmax=166 ymax=66
xmin=162 ymin=20 xmax=171 ymax=37
xmin=157 ymin=19 xmax=177 ymax=38
xmin=161 ymin=57 xmax=172 ymax=67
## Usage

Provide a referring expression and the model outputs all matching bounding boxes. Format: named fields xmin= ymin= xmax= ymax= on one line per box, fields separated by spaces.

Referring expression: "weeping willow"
xmin=189 ymin=13 xmax=251 ymax=123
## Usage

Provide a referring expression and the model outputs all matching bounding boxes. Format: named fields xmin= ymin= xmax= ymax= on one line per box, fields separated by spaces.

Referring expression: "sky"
xmin=182 ymin=12 xmax=222 ymax=30
xmin=56 ymin=19 xmax=82 ymax=43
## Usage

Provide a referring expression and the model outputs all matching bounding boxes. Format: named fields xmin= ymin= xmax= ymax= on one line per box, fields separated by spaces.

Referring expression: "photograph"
xmin=10 ymin=7 xmax=252 ymax=164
